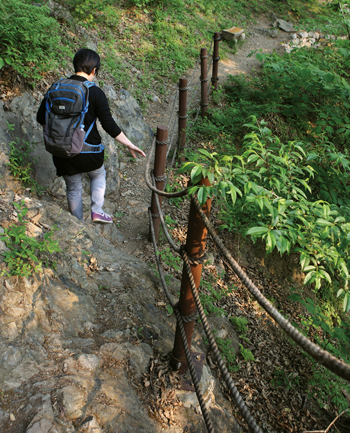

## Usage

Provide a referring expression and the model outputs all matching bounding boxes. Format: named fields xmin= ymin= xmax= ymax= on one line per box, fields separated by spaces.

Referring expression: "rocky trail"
xmin=116 ymin=15 xmax=288 ymax=258
xmin=0 ymin=13 xmax=347 ymax=433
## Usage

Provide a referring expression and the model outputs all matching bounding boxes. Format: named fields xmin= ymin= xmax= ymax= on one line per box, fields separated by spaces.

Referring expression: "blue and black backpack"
xmin=43 ymin=78 xmax=104 ymax=158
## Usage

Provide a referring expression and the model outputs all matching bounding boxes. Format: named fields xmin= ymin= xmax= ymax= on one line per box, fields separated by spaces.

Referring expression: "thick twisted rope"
xmin=168 ymin=88 xmax=179 ymax=130
xmin=181 ymin=250 xmax=262 ymax=433
xmin=148 ymin=209 xmax=214 ymax=432
xmin=193 ymin=197 xmax=350 ymax=382
xmin=149 ymin=208 xmax=177 ymax=307
xmin=149 ymin=195 xmax=262 ymax=431
xmin=152 ymin=174 xmax=181 ymax=253
xmin=173 ymin=305 xmax=214 ymax=433
xmin=166 ymin=114 xmax=179 ymax=159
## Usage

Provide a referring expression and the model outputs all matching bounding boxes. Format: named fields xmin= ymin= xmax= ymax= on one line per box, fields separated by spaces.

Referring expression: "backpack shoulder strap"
xmin=84 ymin=81 xmax=97 ymax=89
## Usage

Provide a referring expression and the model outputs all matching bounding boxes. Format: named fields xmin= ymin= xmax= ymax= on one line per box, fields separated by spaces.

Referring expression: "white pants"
xmin=63 ymin=165 xmax=106 ymax=221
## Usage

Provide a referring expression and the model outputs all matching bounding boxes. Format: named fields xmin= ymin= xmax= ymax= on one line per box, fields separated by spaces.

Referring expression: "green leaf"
xmin=337 ymin=289 xmax=344 ymax=297
xmin=247 ymin=154 xmax=260 ymax=163
xmin=0 ymin=58 xmax=4 ymax=69
xmin=177 ymin=162 xmax=196 ymax=173
xmin=246 ymin=226 xmax=269 ymax=236
xmin=256 ymin=197 xmax=264 ymax=211
xmin=318 ymin=269 xmax=332 ymax=284
xmin=191 ymin=165 xmax=202 ymax=185
xmin=304 ymin=270 xmax=316 ymax=285
xmin=304 ymin=265 xmax=316 ymax=272
xmin=266 ymin=231 xmax=276 ymax=253
xmin=288 ymin=293 xmax=301 ymax=302
xmin=197 ymin=187 xmax=208 ymax=206
xmin=207 ymin=171 xmax=215 ymax=184
xmin=316 ymin=218 xmax=333 ymax=227
xmin=339 ymin=260 xmax=349 ymax=278
xmin=188 ymin=185 xmax=199 ymax=196
xmin=198 ymin=149 xmax=212 ymax=158
xmin=347 ymin=295 xmax=350 ymax=313
xmin=300 ymin=254 xmax=310 ymax=270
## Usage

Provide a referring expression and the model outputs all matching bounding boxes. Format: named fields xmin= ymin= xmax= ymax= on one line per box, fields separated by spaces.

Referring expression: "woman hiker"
xmin=37 ymin=48 xmax=146 ymax=223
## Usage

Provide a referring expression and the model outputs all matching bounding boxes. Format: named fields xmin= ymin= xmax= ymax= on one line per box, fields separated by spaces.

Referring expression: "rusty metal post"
xmin=170 ymin=177 xmax=212 ymax=374
xmin=178 ymin=77 xmax=188 ymax=162
xmin=200 ymin=48 xmax=208 ymax=118
xmin=211 ymin=32 xmax=221 ymax=92
xmin=148 ymin=125 xmax=168 ymax=245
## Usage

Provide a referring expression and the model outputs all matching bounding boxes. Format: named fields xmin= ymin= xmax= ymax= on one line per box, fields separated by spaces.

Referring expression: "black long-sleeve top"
xmin=37 ymin=75 xmax=121 ymax=176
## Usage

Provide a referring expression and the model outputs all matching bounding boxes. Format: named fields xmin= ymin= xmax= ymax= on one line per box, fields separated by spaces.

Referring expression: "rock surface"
xmin=273 ymin=18 xmax=295 ymax=32
xmin=0 ymin=83 xmax=153 ymax=191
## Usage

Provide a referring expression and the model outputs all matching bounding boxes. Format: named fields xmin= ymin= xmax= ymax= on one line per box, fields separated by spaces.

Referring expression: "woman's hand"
xmin=115 ymin=132 xmax=146 ymax=158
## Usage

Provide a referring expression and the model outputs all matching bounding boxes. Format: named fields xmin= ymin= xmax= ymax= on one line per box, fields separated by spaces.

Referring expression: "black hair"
xmin=73 ymin=48 xmax=100 ymax=75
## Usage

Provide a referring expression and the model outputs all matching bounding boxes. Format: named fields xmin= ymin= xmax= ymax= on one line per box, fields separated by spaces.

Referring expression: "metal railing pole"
xmin=178 ymin=77 xmax=188 ymax=162
xmin=211 ymin=32 xmax=221 ymax=92
xmin=148 ymin=125 xmax=168 ymax=245
xmin=200 ymin=48 xmax=208 ymax=117
xmin=170 ymin=177 xmax=212 ymax=373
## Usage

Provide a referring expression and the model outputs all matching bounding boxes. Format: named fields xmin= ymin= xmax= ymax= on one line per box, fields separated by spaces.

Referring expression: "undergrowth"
xmin=1 ymin=0 xmax=332 ymax=106
xmin=178 ymin=1 xmax=350 ymax=420
xmin=0 ymin=201 xmax=61 ymax=277
xmin=7 ymin=138 xmax=43 ymax=194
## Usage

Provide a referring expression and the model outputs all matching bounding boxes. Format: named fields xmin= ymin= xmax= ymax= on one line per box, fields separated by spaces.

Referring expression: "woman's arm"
xmin=115 ymin=131 xmax=146 ymax=158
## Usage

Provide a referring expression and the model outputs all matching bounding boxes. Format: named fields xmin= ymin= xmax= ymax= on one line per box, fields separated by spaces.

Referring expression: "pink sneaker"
xmin=91 ymin=211 xmax=113 ymax=224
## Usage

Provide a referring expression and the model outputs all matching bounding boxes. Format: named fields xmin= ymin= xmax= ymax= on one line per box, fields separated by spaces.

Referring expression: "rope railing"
xmin=152 ymin=173 xmax=181 ymax=253
xmin=146 ymin=29 xmax=350 ymax=433
xmin=145 ymin=136 xmax=188 ymax=198
xmin=192 ymin=196 xmax=350 ymax=383
xmin=149 ymin=181 xmax=350 ymax=430
xmin=181 ymin=248 xmax=263 ymax=433
xmin=148 ymin=208 xmax=214 ymax=432
xmin=145 ymin=33 xmax=265 ymax=433
xmin=148 ymin=198 xmax=262 ymax=432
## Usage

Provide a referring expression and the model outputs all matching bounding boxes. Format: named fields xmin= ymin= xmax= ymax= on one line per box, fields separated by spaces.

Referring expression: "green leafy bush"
xmin=225 ymin=40 xmax=350 ymax=151
xmin=61 ymin=0 xmax=122 ymax=26
xmin=0 ymin=0 xmax=61 ymax=82
xmin=7 ymin=139 xmax=42 ymax=194
xmin=0 ymin=201 xmax=61 ymax=277
xmin=181 ymin=118 xmax=350 ymax=312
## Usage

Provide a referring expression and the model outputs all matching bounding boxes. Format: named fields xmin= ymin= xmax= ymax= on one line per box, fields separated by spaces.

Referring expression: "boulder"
xmin=274 ymin=19 xmax=295 ymax=32
xmin=103 ymin=86 xmax=154 ymax=150
xmin=297 ymin=30 xmax=309 ymax=38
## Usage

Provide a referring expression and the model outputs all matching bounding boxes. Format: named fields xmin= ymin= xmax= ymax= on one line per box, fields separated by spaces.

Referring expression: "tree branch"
xmin=303 ymin=408 xmax=349 ymax=433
